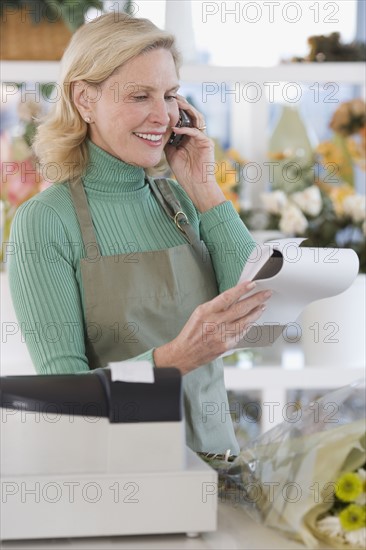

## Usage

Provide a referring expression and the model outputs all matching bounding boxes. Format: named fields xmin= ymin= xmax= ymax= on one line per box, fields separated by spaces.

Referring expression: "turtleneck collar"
xmin=82 ymin=140 xmax=147 ymax=195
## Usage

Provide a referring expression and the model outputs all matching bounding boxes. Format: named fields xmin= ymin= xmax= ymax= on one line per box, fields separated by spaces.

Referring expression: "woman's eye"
xmin=134 ymin=96 xmax=147 ymax=101
xmin=165 ymin=95 xmax=177 ymax=101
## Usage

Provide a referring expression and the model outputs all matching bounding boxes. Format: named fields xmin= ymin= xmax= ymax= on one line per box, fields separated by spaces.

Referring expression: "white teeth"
xmin=134 ymin=133 xmax=162 ymax=142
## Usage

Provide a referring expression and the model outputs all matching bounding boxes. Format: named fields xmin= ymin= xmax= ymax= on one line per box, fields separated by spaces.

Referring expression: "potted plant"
xmin=1 ymin=0 xmax=104 ymax=60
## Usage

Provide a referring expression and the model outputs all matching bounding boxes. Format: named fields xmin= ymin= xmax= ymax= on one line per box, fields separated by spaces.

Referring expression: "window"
xmin=125 ymin=0 xmax=358 ymax=67
xmin=192 ymin=0 xmax=358 ymax=66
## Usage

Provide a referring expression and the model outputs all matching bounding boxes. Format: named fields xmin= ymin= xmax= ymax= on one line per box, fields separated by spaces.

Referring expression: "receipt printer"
xmin=0 ymin=368 xmax=217 ymax=540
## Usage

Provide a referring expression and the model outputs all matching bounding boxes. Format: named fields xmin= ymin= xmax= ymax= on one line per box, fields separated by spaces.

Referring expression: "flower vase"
xmin=269 ymin=105 xmax=315 ymax=191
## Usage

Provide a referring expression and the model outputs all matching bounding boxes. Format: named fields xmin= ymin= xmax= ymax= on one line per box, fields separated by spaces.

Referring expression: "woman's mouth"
xmin=133 ymin=132 xmax=164 ymax=146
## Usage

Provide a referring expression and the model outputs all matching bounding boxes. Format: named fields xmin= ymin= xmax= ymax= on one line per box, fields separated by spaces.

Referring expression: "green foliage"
xmin=1 ymin=0 xmax=104 ymax=31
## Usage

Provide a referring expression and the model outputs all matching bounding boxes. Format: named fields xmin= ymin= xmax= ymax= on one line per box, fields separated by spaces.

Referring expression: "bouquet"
xmin=200 ymin=380 xmax=365 ymax=549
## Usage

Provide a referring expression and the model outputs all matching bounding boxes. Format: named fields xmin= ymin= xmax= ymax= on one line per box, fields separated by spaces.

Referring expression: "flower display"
xmin=0 ymin=96 xmax=50 ymax=263
xmin=240 ymin=99 xmax=366 ymax=273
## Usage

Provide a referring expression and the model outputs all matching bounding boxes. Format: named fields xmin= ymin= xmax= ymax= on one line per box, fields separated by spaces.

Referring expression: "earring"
xmin=85 ymin=116 xmax=92 ymax=123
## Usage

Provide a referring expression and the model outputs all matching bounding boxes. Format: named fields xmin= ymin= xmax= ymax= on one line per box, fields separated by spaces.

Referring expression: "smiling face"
xmin=77 ymin=48 xmax=180 ymax=168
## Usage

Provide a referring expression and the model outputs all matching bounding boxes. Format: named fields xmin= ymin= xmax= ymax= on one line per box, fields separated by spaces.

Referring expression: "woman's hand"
xmin=153 ymin=281 xmax=272 ymax=374
xmin=165 ymin=95 xmax=226 ymax=213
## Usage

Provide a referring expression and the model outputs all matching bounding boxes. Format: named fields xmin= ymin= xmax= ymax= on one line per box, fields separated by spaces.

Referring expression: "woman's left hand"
xmin=164 ymin=95 xmax=226 ymax=213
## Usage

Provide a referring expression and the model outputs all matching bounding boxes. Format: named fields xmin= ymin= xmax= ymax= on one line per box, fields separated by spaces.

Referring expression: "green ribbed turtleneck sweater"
xmin=8 ymin=141 xmax=256 ymax=374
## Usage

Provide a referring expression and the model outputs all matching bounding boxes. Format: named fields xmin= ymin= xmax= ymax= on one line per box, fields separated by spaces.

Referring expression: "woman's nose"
xmin=148 ymin=100 xmax=171 ymax=126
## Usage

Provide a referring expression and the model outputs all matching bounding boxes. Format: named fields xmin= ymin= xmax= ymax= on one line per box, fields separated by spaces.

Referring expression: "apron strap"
xmin=148 ymin=177 xmax=202 ymax=249
xmin=68 ymin=176 xmax=202 ymax=257
xmin=68 ymin=181 xmax=102 ymax=260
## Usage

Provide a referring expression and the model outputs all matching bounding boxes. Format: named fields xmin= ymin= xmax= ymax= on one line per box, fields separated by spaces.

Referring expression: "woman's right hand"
xmin=153 ymin=281 xmax=272 ymax=374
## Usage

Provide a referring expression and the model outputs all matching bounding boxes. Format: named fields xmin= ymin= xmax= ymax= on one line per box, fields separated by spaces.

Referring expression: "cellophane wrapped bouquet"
xmin=200 ymin=380 xmax=365 ymax=549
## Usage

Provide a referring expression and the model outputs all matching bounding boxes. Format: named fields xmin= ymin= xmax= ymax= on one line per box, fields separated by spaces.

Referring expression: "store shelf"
xmin=1 ymin=61 xmax=61 ymax=82
xmin=182 ymin=62 xmax=366 ymax=84
xmin=1 ymin=61 xmax=365 ymax=84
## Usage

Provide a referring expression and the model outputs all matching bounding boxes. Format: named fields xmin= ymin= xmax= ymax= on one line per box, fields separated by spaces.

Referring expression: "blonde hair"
xmin=33 ymin=12 xmax=181 ymax=183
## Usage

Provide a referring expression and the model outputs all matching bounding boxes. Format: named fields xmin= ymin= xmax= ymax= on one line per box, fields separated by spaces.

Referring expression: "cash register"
xmin=0 ymin=367 xmax=217 ymax=540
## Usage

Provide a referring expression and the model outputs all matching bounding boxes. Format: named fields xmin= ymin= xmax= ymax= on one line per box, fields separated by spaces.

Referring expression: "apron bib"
xmin=68 ymin=177 xmax=239 ymax=454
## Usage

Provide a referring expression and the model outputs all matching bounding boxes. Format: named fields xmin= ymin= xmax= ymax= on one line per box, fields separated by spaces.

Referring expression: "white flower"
xmin=343 ymin=195 xmax=366 ymax=223
xmin=317 ymin=517 xmax=366 ymax=549
xmin=260 ymin=191 xmax=288 ymax=214
xmin=317 ymin=516 xmax=366 ymax=549
xmin=345 ymin=527 xmax=366 ymax=548
xmin=291 ymin=185 xmax=323 ymax=217
xmin=279 ymin=204 xmax=308 ymax=235
xmin=317 ymin=516 xmax=343 ymax=538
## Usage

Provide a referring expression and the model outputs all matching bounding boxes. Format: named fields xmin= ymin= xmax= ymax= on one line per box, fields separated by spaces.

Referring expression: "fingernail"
xmin=264 ymin=290 xmax=272 ymax=299
xmin=247 ymin=281 xmax=256 ymax=290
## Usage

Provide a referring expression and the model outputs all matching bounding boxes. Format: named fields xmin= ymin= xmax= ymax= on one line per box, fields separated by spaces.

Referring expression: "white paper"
xmin=108 ymin=360 xmax=154 ymax=383
xmin=233 ymin=239 xmax=360 ymax=349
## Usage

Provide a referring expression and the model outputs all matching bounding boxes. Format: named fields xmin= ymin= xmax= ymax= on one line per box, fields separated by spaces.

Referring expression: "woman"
xmin=9 ymin=13 xmax=271 ymax=454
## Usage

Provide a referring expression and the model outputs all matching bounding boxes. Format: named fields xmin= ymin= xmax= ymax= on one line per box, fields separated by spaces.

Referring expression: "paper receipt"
xmin=108 ymin=360 xmax=154 ymax=383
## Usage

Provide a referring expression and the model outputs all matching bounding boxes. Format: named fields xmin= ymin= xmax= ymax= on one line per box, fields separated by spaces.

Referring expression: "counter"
xmin=1 ymin=502 xmax=334 ymax=550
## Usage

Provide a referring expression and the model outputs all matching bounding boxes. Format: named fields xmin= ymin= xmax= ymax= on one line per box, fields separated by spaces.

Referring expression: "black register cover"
xmin=0 ymin=367 xmax=182 ymax=423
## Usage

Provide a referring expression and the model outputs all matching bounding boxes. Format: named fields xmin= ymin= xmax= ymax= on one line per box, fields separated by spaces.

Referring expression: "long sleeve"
xmin=9 ymin=200 xmax=90 ymax=374
xmin=199 ymin=201 xmax=256 ymax=291
xmin=9 ymin=200 xmax=157 ymax=375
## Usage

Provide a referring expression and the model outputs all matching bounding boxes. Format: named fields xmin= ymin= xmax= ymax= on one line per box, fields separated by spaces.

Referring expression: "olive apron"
xmin=68 ymin=177 xmax=239 ymax=454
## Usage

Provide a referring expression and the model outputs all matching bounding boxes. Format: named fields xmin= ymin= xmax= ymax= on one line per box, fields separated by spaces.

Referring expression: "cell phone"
xmin=168 ymin=109 xmax=192 ymax=147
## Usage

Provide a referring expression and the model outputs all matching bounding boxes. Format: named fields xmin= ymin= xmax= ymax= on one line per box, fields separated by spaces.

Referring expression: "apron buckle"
xmin=174 ymin=211 xmax=188 ymax=232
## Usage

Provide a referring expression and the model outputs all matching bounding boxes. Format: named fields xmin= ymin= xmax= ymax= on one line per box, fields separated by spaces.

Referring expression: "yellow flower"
xmin=224 ymin=190 xmax=240 ymax=211
xmin=339 ymin=504 xmax=366 ymax=532
xmin=328 ymin=184 xmax=355 ymax=216
xmin=346 ymin=136 xmax=366 ymax=171
xmin=316 ymin=140 xmax=345 ymax=167
xmin=226 ymin=147 xmax=247 ymax=165
xmin=335 ymin=472 xmax=364 ymax=502
xmin=216 ymin=160 xmax=238 ymax=191
xmin=212 ymin=141 xmax=242 ymax=212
